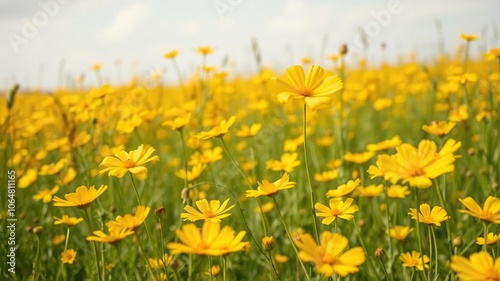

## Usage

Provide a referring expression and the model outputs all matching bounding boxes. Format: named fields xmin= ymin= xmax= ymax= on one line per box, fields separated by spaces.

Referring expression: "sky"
xmin=0 ymin=0 xmax=499 ymax=91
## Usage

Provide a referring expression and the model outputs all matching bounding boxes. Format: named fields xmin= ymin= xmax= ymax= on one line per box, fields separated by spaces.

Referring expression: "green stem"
xmin=83 ymin=209 xmax=103 ymax=281
xmin=413 ymin=189 xmax=428 ymax=281
xmin=135 ymin=232 xmax=159 ymax=281
xmin=378 ymin=257 xmax=390 ymax=281
xmin=302 ymin=104 xmax=320 ymax=241
xmin=434 ymin=179 xmax=453 ymax=258
xmin=482 ymin=222 xmax=489 ymax=252
xmin=272 ymin=197 xmax=311 ymax=281
xmin=431 ymin=227 xmax=439 ymax=278
xmin=33 ymin=234 xmax=40 ymax=281
xmin=352 ymin=219 xmax=378 ymax=278
xmin=223 ymin=256 xmax=227 ymax=281
xmin=179 ymin=129 xmax=189 ymax=190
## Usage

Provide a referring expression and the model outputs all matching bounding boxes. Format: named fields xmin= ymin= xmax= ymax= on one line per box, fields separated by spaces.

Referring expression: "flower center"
xmin=123 ymin=159 xmax=136 ymax=169
xmin=205 ymin=211 xmax=215 ymax=218
xmin=300 ymin=88 xmax=313 ymax=97
xmin=409 ymin=167 xmax=424 ymax=177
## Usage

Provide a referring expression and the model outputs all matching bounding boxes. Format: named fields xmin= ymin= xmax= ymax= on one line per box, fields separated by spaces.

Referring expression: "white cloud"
xmin=98 ymin=3 xmax=147 ymax=42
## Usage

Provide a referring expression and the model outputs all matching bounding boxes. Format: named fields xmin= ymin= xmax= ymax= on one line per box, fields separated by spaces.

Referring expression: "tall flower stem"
xmin=170 ymin=58 xmax=187 ymax=96
xmin=352 ymin=219 xmax=378 ymax=277
xmin=179 ymin=129 xmax=189 ymax=189
xmin=482 ymin=222 xmax=489 ymax=252
xmin=55 ymin=228 xmax=71 ymax=281
xmin=135 ymin=232 xmax=159 ymax=281
xmin=272 ymin=197 xmax=311 ymax=281
xmin=83 ymin=209 xmax=103 ymax=281
xmin=434 ymin=179 xmax=453 ymax=258
xmin=413 ymin=189 xmax=428 ymax=281
xmin=302 ymin=104 xmax=320 ymax=241
xmin=430 ymin=227 xmax=439 ymax=277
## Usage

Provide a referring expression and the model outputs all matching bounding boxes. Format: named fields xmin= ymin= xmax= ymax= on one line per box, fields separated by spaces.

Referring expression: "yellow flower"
xmin=162 ymin=112 xmax=191 ymax=131
xmin=369 ymin=139 xmax=461 ymax=188
xmin=91 ymin=63 xmax=102 ymax=71
xmin=205 ymin=265 xmax=221 ymax=277
xmin=106 ymin=206 xmax=151 ymax=232
xmin=449 ymin=104 xmax=469 ymax=122
xmin=356 ymin=184 xmax=384 ymax=198
xmin=188 ymin=147 xmax=223 ymax=165
xmin=294 ymin=231 xmax=365 ymax=277
xmin=99 ymin=144 xmax=159 ymax=178
xmin=275 ymin=65 xmax=343 ymax=110
xmin=366 ymin=136 xmax=402 ymax=152
xmin=53 ymin=215 xmax=83 ymax=226
xmin=315 ymin=198 xmax=359 ymax=225
xmin=460 ymin=33 xmax=479 ymax=41
xmin=483 ymin=48 xmax=500 ymax=61
xmin=52 ymin=185 xmax=108 ymax=209
xmin=246 ymin=172 xmax=295 ymax=198
xmin=409 ymin=204 xmax=449 ymax=227
xmin=52 ymin=234 xmax=66 ymax=245
xmin=388 ymin=225 xmax=414 ymax=241
xmin=86 ymin=228 xmax=134 ymax=244
xmin=458 ymin=196 xmax=500 ymax=223
xmin=275 ymin=254 xmax=289 ymax=263
xmin=343 ymin=151 xmax=375 ymax=164
xmin=476 ymin=232 xmax=500 ymax=245
xmin=167 ymin=221 xmax=249 ymax=256
xmin=326 ymin=179 xmax=360 ymax=198
xmin=18 ymin=168 xmax=38 ymax=188
xmin=148 ymin=254 xmax=173 ymax=269
xmin=196 ymin=116 xmax=236 ymax=139
xmin=39 ymin=160 xmax=65 ymax=175
xmin=235 ymin=123 xmax=262 ymax=137
xmin=163 ymin=49 xmax=179 ymax=59
xmin=196 ymin=46 xmax=214 ymax=55
xmin=32 ymin=185 xmax=60 ymax=203
xmin=265 ymin=152 xmax=301 ymax=172
xmin=421 ymin=121 xmax=456 ymax=137
xmin=61 ymin=249 xmax=77 ymax=264
xmin=314 ymin=170 xmax=339 ymax=182
xmin=181 ymin=199 xmax=235 ymax=222
xmin=399 ymin=251 xmax=429 ymax=271
xmin=386 ymin=185 xmax=411 ymax=199
xmin=450 ymin=251 xmax=500 ymax=280
xmin=254 ymin=202 xmax=274 ymax=213
xmin=175 ymin=164 xmax=206 ymax=182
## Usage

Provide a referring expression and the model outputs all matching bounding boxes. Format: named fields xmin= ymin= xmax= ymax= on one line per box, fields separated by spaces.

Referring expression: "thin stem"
xmin=272 ymin=197 xmax=311 ymax=281
xmin=33 ymin=234 xmax=40 ymax=281
xmin=431 ymin=227 xmax=439 ymax=277
xmin=303 ymin=104 xmax=320 ymax=241
xmin=413 ymin=189 xmax=428 ymax=281
xmin=135 ymin=232 xmax=159 ymax=281
xmin=222 ymin=256 xmax=227 ymax=281
xmin=171 ymin=58 xmax=187 ymax=96
xmin=434 ymin=179 xmax=453 ymax=258
xmin=83 ymin=209 xmax=103 ymax=281
xmin=482 ymin=222 xmax=489 ymax=252
xmin=55 ymin=228 xmax=71 ymax=281
xmin=378 ymin=256 xmax=390 ymax=281
xmin=352 ymin=219 xmax=378 ymax=277
xmin=179 ymin=129 xmax=189 ymax=190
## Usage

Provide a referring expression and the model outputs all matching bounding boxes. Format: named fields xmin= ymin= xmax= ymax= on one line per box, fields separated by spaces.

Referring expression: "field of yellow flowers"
xmin=1 ymin=35 xmax=499 ymax=281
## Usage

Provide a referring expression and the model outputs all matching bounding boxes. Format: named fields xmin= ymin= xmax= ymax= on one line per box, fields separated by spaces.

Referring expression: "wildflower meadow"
xmin=1 ymin=35 xmax=500 ymax=281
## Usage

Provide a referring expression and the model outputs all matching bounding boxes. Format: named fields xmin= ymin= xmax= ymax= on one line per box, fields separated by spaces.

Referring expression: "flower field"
xmin=1 ymin=38 xmax=499 ymax=281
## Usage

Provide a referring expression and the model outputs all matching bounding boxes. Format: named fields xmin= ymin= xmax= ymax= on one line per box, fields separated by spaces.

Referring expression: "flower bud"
xmin=262 ymin=236 xmax=274 ymax=251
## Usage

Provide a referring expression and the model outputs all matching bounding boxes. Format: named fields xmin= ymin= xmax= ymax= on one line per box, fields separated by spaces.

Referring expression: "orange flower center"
xmin=205 ymin=211 xmax=215 ymax=218
xmin=300 ymin=88 xmax=313 ymax=97
xmin=331 ymin=209 xmax=341 ymax=216
xmin=123 ymin=159 xmax=136 ymax=169
xmin=409 ymin=167 xmax=424 ymax=177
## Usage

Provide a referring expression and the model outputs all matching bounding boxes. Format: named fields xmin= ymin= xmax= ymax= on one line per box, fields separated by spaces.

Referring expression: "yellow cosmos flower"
xmin=18 ymin=168 xmax=38 ymax=188
xmin=196 ymin=46 xmax=214 ymax=55
xmin=167 ymin=221 xmax=249 ymax=256
xmin=163 ymin=49 xmax=179 ymax=59
xmin=356 ymin=184 xmax=384 ymax=198
xmin=366 ymin=136 xmax=402 ymax=152
xmin=386 ymin=185 xmax=411 ymax=199
xmin=265 ymin=152 xmax=301 ymax=173
xmin=294 ymin=231 xmax=365 ymax=277
xmin=181 ymin=199 xmax=235 ymax=222
xmin=235 ymin=123 xmax=262 ymax=137
xmin=188 ymin=147 xmax=223 ymax=165
xmin=106 ymin=206 xmax=151 ymax=232
xmin=195 ymin=116 xmax=236 ymax=139
xmin=53 ymin=215 xmax=83 ymax=226
xmin=314 ymin=170 xmax=339 ymax=182
xmin=52 ymin=234 xmax=66 ymax=245
xmin=162 ymin=112 xmax=191 ymax=131
xmin=400 ymin=251 xmax=429 ymax=271
xmin=369 ymin=139 xmax=461 ymax=188
xmin=460 ymin=33 xmax=479 ymax=41
xmin=388 ymin=225 xmax=414 ymax=241
xmin=458 ymin=196 xmax=500 ymax=223
xmin=148 ymin=254 xmax=173 ymax=269
xmin=205 ymin=265 xmax=221 ymax=277
xmin=175 ymin=164 xmax=206 ymax=182
xmin=39 ymin=160 xmax=65 ymax=175
xmin=421 ymin=121 xmax=456 ymax=137
xmin=315 ymin=198 xmax=359 ymax=225
xmin=52 ymin=185 xmax=108 ymax=209
xmin=483 ymin=48 xmax=500 ymax=61
xmin=61 ymin=249 xmax=77 ymax=264
xmin=275 ymin=65 xmax=343 ymax=110
xmin=343 ymin=151 xmax=375 ymax=164
xmin=254 ymin=202 xmax=274 ymax=214
xmin=246 ymin=172 xmax=295 ymax=198
xmin=326 ymin=179 xmax=360 ymax=198
xmin=99 ymin=144 xmax=159 ymax=178
xmin=448 ymin=104 xmax=469 ymax=122
xmin=409 ymin=204 xmax=449 ymax=227
xmin=32 ymin=185 xmax=60 ymax=203
xmin=450 ymin=252 xmax=500 ymax=280
xmin=275 ymin=254 xmax=289 ymax=263
xmin=476 ymin=232 xmax=500 ymax=246
xmin=86 ymin=228 xmax=134 ymax=244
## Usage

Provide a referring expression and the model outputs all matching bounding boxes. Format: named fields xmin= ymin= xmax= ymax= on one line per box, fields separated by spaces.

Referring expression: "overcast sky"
xmin=1 ymin=0 xmax=499 ymax=91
